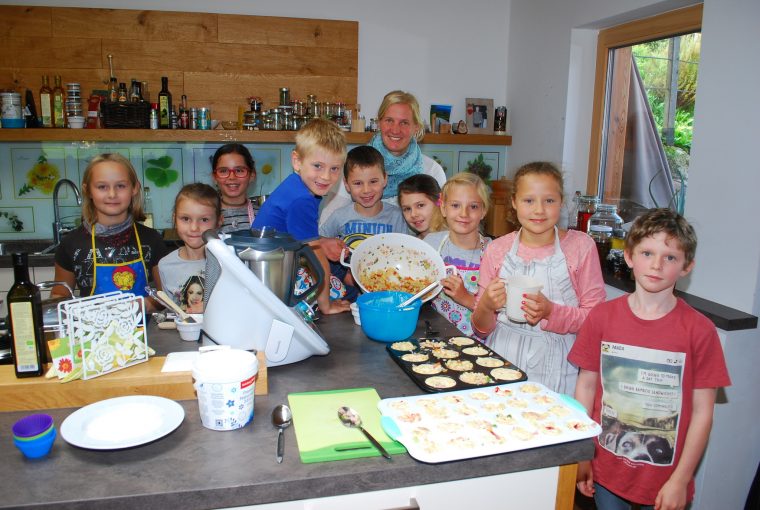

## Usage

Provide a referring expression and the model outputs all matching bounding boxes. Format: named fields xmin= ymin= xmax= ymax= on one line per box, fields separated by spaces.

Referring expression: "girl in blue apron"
xmin=423 ymin=172 xmax=491 ymax=336
xmin=471 ymin=162 xmax=606 ymax=394
xmin=52 ymin=153 xmax=167 ymax=309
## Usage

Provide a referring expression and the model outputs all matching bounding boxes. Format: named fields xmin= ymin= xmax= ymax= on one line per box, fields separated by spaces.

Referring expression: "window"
xmin=586 ymin=5 xmax=702 ymax=221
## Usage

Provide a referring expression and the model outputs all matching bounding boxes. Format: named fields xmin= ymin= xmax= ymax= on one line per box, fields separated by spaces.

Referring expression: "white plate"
xmin=61 ymin=395 xmax=185 ymax=450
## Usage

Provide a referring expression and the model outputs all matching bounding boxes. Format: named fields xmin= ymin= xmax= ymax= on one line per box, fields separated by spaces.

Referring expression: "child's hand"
xmin=479 ymin=279 xmax=507 ymax=313
xmin=576 ymin=460 xmax=595 ymax=498
xmin=319 ymin=237 xmax=347 ymax=261
xmin=655 ymin=478 xmax=688 ymax=510
xmin=319 ymin=298 xmax=351 ymax=315
xmin=440 ymin=274 xmax=474 ymax=309
xmin=521 ymin=291 xmax=554 ymax=325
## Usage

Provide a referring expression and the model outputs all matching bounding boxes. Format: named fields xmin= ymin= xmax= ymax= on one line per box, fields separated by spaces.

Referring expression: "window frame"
xmin=585 ymin=4 xmax=703 ymax=195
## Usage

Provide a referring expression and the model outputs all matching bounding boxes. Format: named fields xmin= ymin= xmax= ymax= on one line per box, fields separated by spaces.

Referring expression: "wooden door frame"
xmin=585 ymin=4 xmax=703 ymax=195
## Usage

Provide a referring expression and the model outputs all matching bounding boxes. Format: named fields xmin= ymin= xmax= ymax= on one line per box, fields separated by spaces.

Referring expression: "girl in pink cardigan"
xmin=471 ymin=162 xmax=605 ymax=394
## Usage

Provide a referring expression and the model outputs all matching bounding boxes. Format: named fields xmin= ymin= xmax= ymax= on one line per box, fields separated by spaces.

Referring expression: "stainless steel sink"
xmin=0 ymin=239 xmax=56 ymax=256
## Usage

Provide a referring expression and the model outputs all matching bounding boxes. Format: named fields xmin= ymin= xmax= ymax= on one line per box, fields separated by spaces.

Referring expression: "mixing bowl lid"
xmin=224 ymin=228 xmax=303 ymax=252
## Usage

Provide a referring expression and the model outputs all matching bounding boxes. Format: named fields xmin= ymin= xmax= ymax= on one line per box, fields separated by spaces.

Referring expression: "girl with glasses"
xmin=211 ymin=143 xmax=257 ymax=232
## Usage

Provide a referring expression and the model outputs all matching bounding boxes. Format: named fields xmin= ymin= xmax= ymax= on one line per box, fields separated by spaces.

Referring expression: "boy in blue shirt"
xmin=253 ymin=119 xmax=350 ymax=315
xmin=319 ymin=145 xmax=408 ymax=300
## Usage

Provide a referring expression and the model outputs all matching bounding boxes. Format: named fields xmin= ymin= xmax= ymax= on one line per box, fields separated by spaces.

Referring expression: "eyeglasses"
xmin=214 ymin=166 xmax=251 ymax=178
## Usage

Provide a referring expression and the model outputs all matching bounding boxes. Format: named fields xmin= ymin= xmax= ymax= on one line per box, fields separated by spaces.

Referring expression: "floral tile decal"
xmin=0 ymin=206 xmax=35 ymax=233
xmin=12 ymin=148 xmax=67 ymax=199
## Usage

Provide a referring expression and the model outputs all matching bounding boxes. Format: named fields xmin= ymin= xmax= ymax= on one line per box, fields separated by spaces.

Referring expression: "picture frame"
xmin=429 ymin=104 xmax=452 ymax=134
xmin=465 ymin=98 xmax=494 ymax=134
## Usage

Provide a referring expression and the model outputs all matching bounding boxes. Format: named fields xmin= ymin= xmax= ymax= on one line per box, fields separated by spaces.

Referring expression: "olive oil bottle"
xmin=52 ymin=75 xmax=66 ymax=128
xmin=39 ymin=75 xmax=53 ymax=127
xmin=7 ymin=253 xmax=46 ymax=378
xmin=158 ymin=76 xmax=172 ymax=129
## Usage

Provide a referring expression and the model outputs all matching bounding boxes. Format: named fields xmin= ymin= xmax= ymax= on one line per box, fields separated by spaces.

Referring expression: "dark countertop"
xmin=0 ymin=307 xmax=593 ymax=510
xmin=602 ymin=269 xmax=757 ymax=331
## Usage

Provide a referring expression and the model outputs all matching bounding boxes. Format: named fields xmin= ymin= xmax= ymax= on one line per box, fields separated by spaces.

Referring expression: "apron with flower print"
xmin=431 ymin=233 xmax=485 ymax=336
xmin=90 ymin=224 xmax=149 ymax=297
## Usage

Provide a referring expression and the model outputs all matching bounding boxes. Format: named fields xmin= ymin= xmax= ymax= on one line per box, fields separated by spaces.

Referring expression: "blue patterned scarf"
xmin=370 ymin=133 xmax=424 ymax=199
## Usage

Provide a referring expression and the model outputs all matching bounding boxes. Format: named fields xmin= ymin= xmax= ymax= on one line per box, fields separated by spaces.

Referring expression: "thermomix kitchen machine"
xmin=201 ymin=228 xmax=329 ymax=367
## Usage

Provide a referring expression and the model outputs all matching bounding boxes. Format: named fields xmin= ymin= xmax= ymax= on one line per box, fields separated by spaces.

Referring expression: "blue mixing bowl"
xmin=356 ymin=291 xmax=422 ymax=342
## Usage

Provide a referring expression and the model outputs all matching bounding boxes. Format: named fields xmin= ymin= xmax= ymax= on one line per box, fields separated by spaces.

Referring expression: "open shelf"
xmin=0 ymin=129 xmax=511 ymax=146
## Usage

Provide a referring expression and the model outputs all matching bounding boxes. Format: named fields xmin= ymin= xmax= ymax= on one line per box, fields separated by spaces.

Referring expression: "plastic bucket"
xmin=192 ymin=349 xmax=258 ymax=431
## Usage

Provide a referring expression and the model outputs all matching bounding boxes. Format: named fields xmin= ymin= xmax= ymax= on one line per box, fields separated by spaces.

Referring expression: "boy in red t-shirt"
xmin=569 ymin=208 xmax=730 ymax=510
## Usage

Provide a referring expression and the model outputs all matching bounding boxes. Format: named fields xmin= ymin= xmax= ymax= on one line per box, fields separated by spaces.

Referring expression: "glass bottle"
xmin=39 ymin=75 xmax=53 ymax=128
xmin=8 ymin=253 xmax=45 ymax=378
xmin=567 ymin=190 xmax=581 ymax=229
xmin=179 ymin=94 xmax=189 ymax=129
xmin=141 ymin=81 xmax=150 ymax=103
xmin=108 ymin=77 xmax=119 ymax=103
xmin=117 ymin=82 xmax=128 ymax=103
xmin=577 ymin=195 xmax=599 ymax=233
xmin=52 ymin=75 xmax=66 ymax=128
xmin=129 ymin=79 xmax=142 ymax=103
xmin=158 ymin=76 xmax=172 ymax=129
xmin=143 ymin=187 xmax=154 ymax=228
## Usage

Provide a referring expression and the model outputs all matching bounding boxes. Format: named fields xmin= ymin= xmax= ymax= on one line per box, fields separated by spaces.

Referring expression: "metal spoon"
xmin=337 ymin=406 xmax=391 ymax=460
xmin=272 ymin=404 xmax=293 ymax=464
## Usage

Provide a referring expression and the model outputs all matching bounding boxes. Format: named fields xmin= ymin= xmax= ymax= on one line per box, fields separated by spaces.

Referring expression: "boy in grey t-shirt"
xmin=319 ymin=145 xmax=408 ymax=300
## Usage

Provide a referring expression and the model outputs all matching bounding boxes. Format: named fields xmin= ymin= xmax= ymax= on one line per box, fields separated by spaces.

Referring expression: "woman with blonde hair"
xmin=320 ymin=90 xmax=446 ymax=224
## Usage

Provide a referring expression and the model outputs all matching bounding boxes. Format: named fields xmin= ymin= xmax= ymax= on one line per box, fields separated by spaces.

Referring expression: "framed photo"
xmin=465 ymin=98 xmax=494 ymax=134
xmin=430 ymin=104 xmax=452 ymax=133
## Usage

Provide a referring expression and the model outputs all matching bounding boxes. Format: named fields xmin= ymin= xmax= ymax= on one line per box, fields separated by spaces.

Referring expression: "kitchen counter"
xmin=0 ymin=307 xmax=591 ymax=509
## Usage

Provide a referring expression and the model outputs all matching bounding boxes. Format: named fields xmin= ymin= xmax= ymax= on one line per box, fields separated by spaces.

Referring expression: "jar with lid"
xmin=589 ymin=225 xmax=613 ymax=265
xmin=577 ymin=195 xmax=599 ymax=232
xmin=588 ymin=203 xmax=623 ymax=233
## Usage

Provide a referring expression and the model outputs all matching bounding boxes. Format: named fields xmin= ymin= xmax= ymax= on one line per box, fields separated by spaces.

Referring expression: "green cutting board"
xmin=288 ymin=388 xmax=406 ymax=463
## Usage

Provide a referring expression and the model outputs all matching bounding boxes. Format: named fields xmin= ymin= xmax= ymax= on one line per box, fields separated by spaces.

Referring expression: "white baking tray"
xmin=378 ymin=381 xmax=600 ymax=463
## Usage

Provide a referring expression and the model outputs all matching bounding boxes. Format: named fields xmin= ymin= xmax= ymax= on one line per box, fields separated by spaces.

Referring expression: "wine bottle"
xmin=39 ymin=75 xmax=53 ymax=128
xmin=52 ymin=75 xmax=66 ymax=128
xmin=8 ymin=253 xmax=46 ymax=378
xmin=158 ymin=76 xmax=172 ymax=129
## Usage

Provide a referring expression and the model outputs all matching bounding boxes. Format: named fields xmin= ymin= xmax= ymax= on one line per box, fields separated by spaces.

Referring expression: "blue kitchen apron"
xmin=90 ymin=223 xmax=149 ymax=297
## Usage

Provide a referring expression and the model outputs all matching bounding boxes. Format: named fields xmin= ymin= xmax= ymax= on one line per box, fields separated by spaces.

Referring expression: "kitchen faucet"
xmin=52 ymin=178 xmax=83 ymax=246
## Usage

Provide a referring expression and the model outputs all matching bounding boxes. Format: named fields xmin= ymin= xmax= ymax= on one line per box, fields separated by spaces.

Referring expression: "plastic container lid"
xmin=192 ymin=349 xmax=258 ymax=384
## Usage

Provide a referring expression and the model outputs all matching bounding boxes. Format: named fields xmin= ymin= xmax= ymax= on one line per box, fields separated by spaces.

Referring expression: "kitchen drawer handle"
xmin=383 ymin=498 xmax=420 ymax=510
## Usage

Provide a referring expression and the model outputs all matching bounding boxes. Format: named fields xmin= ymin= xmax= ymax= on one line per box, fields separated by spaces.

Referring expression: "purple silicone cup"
xmin=12 ymin=414 xmax=54 ymax=438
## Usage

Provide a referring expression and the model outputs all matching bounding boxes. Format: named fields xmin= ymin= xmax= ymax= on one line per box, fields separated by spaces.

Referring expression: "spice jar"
xmin=577 ymin=195 xmax=599 ymax=232
xmin=589 ymin=225 xmax=613 ymax=264
xmin=611 ymin=228 xmax=626 ymax=251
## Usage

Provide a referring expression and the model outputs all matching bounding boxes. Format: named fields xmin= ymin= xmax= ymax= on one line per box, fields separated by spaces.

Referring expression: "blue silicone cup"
xmin=357 ymin=291 xmax=422 ymax=342
xmin=13 ymin=427 xmax=57 ymax=459
xmin=12 ymin=414 xmax=54 ymax=439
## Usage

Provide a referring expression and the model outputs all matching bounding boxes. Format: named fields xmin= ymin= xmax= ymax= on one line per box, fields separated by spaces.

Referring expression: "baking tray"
xmin=378 ymin=381 xmax=601 ymax=463
xmin=386 ymin=336 xmax=527 ymax=393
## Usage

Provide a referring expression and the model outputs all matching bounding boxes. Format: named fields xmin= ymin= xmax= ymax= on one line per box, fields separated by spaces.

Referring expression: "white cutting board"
xmin=378 ymin=381 xmax=600 ymax=463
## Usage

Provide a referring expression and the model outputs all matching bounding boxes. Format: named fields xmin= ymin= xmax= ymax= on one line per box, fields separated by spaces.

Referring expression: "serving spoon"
xmin=337 ymin=406 xmax=391 ymax=460
xmin=145 ymin=287 xmax=195 ymax=323
xmin=397 ymin=281 xmax=440 ymax=308
xmin=272 ymin=404 xmax=293 ymax=464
